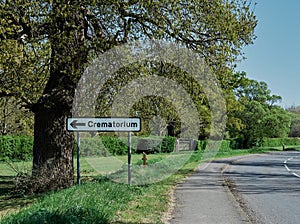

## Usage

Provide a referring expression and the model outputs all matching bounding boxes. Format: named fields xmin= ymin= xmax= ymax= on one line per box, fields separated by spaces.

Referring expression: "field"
xmin=1 ymin=146 xmax=299 ymax=223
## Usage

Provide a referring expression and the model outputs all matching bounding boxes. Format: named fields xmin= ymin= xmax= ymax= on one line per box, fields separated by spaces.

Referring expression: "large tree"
xmin=287 ymin=106 xmax=300 ymax=137
xmin=0 ymin=0 xmax=257 ymax=191
xmin=228 ymin=72 xmax=291 ymax=148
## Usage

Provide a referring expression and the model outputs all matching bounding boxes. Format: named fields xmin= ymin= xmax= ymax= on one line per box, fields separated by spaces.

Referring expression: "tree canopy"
xmin=0 ymin=0 xmax=257 ymax=192
xmin=227 ymin=72 xmax=291 ymax=148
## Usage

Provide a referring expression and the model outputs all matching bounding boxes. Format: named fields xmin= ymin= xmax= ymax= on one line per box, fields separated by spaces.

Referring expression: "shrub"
xmin=78 ymin=138 xmax=106 ymax=157
xmin=196 ymin=140 xmax=207 ymax=151
xmin=219 ymin=140 xmax=232 ymax=152
xmin=229 ymin=138 xmax=244 ymax=150
xmin=0 ymin=135 xmax=33 ymax=161
xmin=160 ymin=136 xmax=176 ymax=153
xmin=136 ymin=137 xmax=163 ymax=154
xmin=262 ymin=137 xmax=300 ymax=147
xmin=101 ymin=136 xmax=129 ymax=155
xmin=136 ymin=136 xmax=176 ymax=154
xmin=196 ymin=140 xmax=232 ymax=151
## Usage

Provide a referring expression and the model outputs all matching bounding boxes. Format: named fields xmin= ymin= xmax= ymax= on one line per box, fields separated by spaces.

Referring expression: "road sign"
xmin=67 ymin=117 xmax=140 ymax=185
xmin=66 ymin=117 xmax=141 ymax=132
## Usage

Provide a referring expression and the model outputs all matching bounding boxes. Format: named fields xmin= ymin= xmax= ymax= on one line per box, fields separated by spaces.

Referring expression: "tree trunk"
xmin=31 ymin=64 xmax=83 ymax=193
xmin=31 ymin=69 xmax=77 ymax=193
xmin=29 ymin=2 xmax=88 ymax=193
xmin=32 ymin=104 xmax=74 ymax=192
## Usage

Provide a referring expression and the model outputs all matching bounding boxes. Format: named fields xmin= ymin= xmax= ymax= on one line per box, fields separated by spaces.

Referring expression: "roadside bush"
xmin=0 ymin=135 xmax=33 ymax=161
xmin=196 ymin=140 xmax=232 ymax=151
xmin=196 ymin=140 xmax=207 ymax=151
xmin=229 ymin=138 xmax=244 ymax=150
xmin=136 ymin=137 xmax=163 ymax=154
xmin=76 ymin=136 xmax=139 ymax=156
xmin=160 ymin=136 xmax=176 ymax=153
xmin=262 ymin=137 xmax=300 ymax=147
xmin=78 ymin=138 xmax=106 ymax=157
xmin=219 ymin=140 xmax=232 ymax=152
xmin=101 ymin=136 xmax=129 ymax=155
xmin=136 ymin=136 xmax=176 ymax=154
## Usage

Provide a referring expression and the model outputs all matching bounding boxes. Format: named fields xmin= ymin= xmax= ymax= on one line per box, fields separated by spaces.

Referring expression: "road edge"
xmin=221 ymin=154 xmax=267 ymax=224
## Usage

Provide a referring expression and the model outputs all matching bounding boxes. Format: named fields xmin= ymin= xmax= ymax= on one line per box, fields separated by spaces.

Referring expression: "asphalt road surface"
xmin=170 ymin=152 xmax=300 ymax=224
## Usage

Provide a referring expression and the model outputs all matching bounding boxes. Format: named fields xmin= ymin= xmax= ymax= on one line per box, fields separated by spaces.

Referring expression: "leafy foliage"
xmin=261 ymin=137 xmax=300 ymax=148
xmin=0 ymin=135 xmax=33 ymax=161
xmin=136 ymin=136 xmax=176 ymax=153
xmin=0 ymin=97 xmax=34 ymax=136
xmin=228 ymin=73 xmax=291 ymax=148
xmin=101 ymin=136 xmax=129 ymax=156
xmin=161 ymin=136 xmax=177 ymax=153
xmin=287 ymin=107 xmax=300 ymax=137
xmin=0 ymin=0 xmax=257 ymax=190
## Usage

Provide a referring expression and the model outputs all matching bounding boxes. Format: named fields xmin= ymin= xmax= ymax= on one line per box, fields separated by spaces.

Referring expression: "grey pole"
xmin=128 ymin=132 xmax=132 ymax=185
xmin=77 ymin=132 xmax=81 ymax=185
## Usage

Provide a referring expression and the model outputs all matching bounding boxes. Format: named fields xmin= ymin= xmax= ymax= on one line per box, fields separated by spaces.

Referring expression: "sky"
xmin=236 ymin=0 xmax=300 ymax=108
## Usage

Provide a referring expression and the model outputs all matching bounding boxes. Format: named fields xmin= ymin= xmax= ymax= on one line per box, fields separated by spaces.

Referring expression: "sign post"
xmin=67 ymin=117 xmax=141 ymax=185
xmin=77 ymin=132 xmax=81 ymax=185
xmin=128 ymin=132 xmax=131 ymax=185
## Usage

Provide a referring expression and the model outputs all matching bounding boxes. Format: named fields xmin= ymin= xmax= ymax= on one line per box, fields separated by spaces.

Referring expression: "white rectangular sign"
xmin=67 ymin=117 xmax=141 ymax=132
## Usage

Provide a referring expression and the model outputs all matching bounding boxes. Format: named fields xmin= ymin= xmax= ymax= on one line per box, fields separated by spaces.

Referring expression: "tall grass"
xmin=0 ymin=177 xmax=145 ymax=224
xmin=1 ymin=146 xmax=290 ymax=223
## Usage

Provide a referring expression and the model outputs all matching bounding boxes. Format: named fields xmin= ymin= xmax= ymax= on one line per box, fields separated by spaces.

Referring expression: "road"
xmin=170 ymin=152 xmax=300 ymax=224
xmin=224 ymin=152 xmax=300 ymax=224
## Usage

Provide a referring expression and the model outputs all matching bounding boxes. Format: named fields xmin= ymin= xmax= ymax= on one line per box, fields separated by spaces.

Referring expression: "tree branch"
xmin=0 ymin=91 xmax=13 ymax=98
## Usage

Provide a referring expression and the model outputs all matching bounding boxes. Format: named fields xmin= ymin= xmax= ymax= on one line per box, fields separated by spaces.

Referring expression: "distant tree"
xmin=287 ymin=107 xmax=300 ymax=137
xmin=286 ymin=105 xmax=300 ymax=114
xmin=228 ymin=72 xmax=291 ymax=148
xmin=233 ymin=72 xmax=282 ymax=104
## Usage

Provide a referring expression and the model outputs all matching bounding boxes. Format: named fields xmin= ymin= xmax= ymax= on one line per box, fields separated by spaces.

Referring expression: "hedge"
xmin=101 ymin=136 xmax=130 ymax=156
xmin=161 ymin=136 xmax=176 ymax=153
xmin=0 ymin=135 xmax=33 ymax=161
xmin=196 ymin=140 xmax=231 ymax=152
xmin=136 ymin=136 xmax=176 ymax=153
xmin=261 ymin=137 xmax=300 ymax=148
xmin=78 ymin=138 xmax=106 ymax=157
xmin=77 ymin=136 xmax=176 ymax=156
xmin=219 ymin=140 xmax=232 ymax=151
xmin=3 ymin=135 xmax=299 ymax=161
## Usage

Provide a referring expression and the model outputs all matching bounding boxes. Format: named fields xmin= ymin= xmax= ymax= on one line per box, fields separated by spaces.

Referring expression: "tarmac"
xmin=170 ymin=157 xmax=252 ymax=224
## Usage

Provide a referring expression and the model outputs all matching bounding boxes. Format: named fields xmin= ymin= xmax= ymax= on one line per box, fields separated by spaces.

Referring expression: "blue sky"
xmin=236 ymin=0 xmax=300 ymax=108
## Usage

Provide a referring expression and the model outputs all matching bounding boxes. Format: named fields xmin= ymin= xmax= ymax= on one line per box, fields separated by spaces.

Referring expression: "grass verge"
xmin=0 ymin=147 xmax=293 ymax=223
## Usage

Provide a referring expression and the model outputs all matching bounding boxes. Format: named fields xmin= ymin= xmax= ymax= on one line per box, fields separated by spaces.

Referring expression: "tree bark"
xmin=31 ymin=68 xmax=78 ymax=192
xmin=32 ymin=104 xmax=74 ymax=191
xmin=30 ymin=2 xmax=88 ymax=192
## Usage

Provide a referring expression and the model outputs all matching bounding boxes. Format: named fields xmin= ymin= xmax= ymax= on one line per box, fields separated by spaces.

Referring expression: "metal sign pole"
xmin=128 ymin=132 xmax=132 ymax=185
xmin=66 ymin=117 xmax=141 ymax=186
xmin=77 ymin=132 xmax=81 ymax=185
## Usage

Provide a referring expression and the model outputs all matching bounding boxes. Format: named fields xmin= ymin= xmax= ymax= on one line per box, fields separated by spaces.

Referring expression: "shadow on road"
xmin=221 ymin=154 xmax=300 ymax=195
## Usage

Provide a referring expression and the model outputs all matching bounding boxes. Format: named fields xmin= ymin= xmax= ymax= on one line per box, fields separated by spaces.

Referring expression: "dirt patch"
xmin=161 ymin=186 xmax=176 ymax=224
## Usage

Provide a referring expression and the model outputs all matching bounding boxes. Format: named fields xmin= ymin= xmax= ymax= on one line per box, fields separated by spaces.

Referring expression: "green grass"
xmin=0 ymin=178 xmax=141 ymax=223
xmin=0 ymin=147 xmax=295 ymax=223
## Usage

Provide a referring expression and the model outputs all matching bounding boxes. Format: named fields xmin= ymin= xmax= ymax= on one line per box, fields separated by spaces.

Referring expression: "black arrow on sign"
xmin=70 ymin=120 xmax=86 ymax=129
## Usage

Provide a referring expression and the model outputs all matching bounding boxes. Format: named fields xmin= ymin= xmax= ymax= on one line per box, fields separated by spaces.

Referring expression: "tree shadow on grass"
xmin=0 ymin=175 xmax=37 ymax=217
xmin=0 ymin=207 xmax=110 ymax=224
xmin=0 ymin=176 xmax=14 ymax=195
xmin=284 ymin=147 xmax=300 ymax=151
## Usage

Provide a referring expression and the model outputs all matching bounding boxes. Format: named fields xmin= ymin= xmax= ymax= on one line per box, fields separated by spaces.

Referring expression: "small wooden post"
xmin=142 ymin=152 xmax=147 ymax=166
xmin=176 ymin=138 xmax=179 ymax=152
